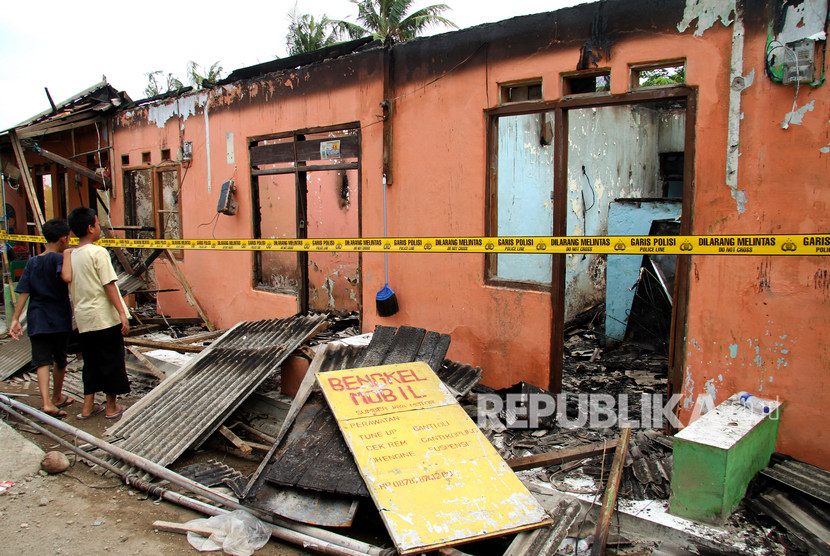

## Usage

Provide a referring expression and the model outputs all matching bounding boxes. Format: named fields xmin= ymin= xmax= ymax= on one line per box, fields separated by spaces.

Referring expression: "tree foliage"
xmin=144 ymin=71 xmax=184 ymax=97
xmin=332 ymin=0 xmax=457 ymax=43
xmin=640 ymin=67 xmax=686 ymax=87
xmin=188 ymin=61 xmax=224 ymax=88
xmin=286 ymin=9 xmax=343 ymax=55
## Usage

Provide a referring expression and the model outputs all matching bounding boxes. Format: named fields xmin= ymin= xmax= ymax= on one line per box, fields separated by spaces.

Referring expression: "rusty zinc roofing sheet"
xmin=0 ymin=333 xmax=32 ymax=381
xmin=105 ymin=314 xmax=328 ymax=468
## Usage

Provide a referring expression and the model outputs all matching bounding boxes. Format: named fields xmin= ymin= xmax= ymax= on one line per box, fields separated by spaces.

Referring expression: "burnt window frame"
xmin=121 ymin=160 xmax=184 ymax=259
xmin=499 ymin=79 xmax=543 ymax=105
xmin=248 ymin=122 xmax=362 ymax=314
xmin=486 ymin=85 xmax=697 ymax=399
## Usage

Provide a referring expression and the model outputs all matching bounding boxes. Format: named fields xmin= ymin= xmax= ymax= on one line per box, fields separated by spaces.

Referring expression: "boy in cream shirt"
xmin=63 ymin=207 xmax=130 ymax=420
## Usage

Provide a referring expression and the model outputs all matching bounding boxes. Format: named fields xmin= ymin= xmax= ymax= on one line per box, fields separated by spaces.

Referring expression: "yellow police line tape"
xmin=2 ymin=232 xmax=830 ymax=255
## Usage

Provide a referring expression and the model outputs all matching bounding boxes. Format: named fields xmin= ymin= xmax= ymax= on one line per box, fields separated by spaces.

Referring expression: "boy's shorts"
xmin=29 ymin=332 xmax=70 ymax=368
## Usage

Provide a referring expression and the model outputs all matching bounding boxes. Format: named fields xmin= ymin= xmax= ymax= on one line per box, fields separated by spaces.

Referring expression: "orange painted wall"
xmin=112 ymin=56 xmax=384 ymax=328
xmin=109 ymin=4 xmax=830 ymax=468
xmin=674 ymin=20 xmax=830 ymax=469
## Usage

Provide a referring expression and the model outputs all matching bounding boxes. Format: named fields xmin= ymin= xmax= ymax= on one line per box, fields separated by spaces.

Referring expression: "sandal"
xmin=43 ymin=409 xmax=68 ymax=420
xmin=76 ymin=404 xmax=105 ymax=420
xmin=105 ymin=404 xmax=126 ymax=419
xmin=55 ymin=395 xmax=74 ymax=408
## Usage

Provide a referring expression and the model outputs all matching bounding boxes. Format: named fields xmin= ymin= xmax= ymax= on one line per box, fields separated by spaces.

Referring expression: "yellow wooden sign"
xmin=318 ymin=362 xmax=550 ymax=554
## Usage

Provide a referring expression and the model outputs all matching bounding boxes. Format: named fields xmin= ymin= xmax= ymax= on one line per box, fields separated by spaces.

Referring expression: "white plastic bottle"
xmin=738 ymin=391 xmax=770 ymax=414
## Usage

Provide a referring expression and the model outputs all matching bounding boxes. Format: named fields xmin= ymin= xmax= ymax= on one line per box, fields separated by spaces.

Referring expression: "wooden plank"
xmin=240 ymin=344 xmax=331 ymax=499
xmin=251 ymin=162 xmax=359 ymax=176
xmin=219 ymin=425 xmax=252 ymax=455
xmin=125 ymin=324 xmax=163 ymax=337
xmin=123 ymin=337 xmax=205 ymax=353
xmin=130 ymin=248 xmax=164 ymax=277
xmin=265 ymin=392 xmax=368 ymax=496
xmin=16 ymin=115 xmax=105 ymax=139
xmin=506 ymin=439 xmax=621 ymax=472
xmin=9 ymin=129 xmax=45 ymax=233
xmin=135 ymin=317 xmax=206 ymax=328
xmin=233 ymin=422 xmax=276 ymax=445
xmin=177 ymin=330 xmax=226 ymax=344
xmin=162 ymin=250 xmax=214 ymax=331
xmin=2 ymin=249 xmax=16 ymax=304
xmin=250 ymin=135 xmax=359 ymax=166
xmin=127 ymin=346 xmax=167 ymax=380
xmin=27 ymin=145 xmax=106 ymax=185
xmin=590 ymin=425 xmax=632 ymax=556
xmin=152 ymin=520 xmax=222 ymax=537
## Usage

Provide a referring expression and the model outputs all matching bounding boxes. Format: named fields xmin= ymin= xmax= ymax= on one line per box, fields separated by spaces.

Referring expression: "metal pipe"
xmin=0 ymin=395 xmax=388 ymax=556
xmin=0 ymin=400 xmax=371 ymax=556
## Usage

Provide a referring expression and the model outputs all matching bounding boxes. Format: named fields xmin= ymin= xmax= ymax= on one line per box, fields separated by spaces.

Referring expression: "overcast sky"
xmin=0 ymin=0 xmax=590 ymax=131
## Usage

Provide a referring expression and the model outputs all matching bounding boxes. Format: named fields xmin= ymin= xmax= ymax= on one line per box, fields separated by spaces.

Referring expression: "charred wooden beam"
xmin=123 ymin=337 xmax=205 ymax=353
xmin=27 ymin=144 xmax=106 ymax=186
xmin=506 ymin=439 xmax=620 ymax=471
xmin=591 ymin=426 xmax=632 ymax=556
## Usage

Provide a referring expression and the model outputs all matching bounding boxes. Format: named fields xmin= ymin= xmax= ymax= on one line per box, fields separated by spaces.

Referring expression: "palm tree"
xmin=333 ymin=0 xmax=457 ymax=43
xmin=286 ymin=9 xmax=344 ymax=55
xmin=188 ymin=61 xmax=224 ymax=88
xmin=144 ymin=71 xmax=185 ymax=97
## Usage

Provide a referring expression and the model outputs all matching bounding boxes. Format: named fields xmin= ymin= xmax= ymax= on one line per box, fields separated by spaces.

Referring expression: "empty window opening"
xmin=486 ymin=110 xmax=555 ymax=288
xmin=632 ymin=62 xmax=686 ymax=88
xmin=563 ymin=71 xmax=610 ymax=95
xmin=500 ymin=82 xmax=542 ymax=104
xmin=249 ymin=126 xmax=361 ymax=315
xmin=123 ymin=166 xmax=182 ymax=265
xmin=141 ymin=151 xmax=151 ymax=164
xmin=121 ymin=154 xmax=130 ymax=166
xmin=161 ymin=148 xmax=171 ymax=161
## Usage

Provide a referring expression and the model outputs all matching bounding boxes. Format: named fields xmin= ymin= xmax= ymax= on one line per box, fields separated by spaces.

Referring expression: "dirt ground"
xmin=0 ymin=379 xmax=310 ymax=556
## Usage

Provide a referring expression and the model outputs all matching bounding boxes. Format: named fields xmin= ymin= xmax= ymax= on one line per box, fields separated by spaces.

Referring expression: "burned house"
xmin=2 ymin=0 xmax=829 ymax=474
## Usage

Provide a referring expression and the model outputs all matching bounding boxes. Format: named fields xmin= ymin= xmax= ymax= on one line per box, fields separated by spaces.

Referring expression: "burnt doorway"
xmin=250 ymin=125 xmax=361 ymax=316
xmin=557 ymin=95 xmax=693 ymax=408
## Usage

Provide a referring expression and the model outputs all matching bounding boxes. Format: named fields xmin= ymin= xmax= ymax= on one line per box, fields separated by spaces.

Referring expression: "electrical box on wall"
xmin=781 ymin=40 xmax=817 ymax=85
xmin=217 ymin=180 xmax=238 ymax=215
xmin=180 ymin=141 xmax=193 ymax=162
xmin=765 ymin=0 xmax=828 ymax=86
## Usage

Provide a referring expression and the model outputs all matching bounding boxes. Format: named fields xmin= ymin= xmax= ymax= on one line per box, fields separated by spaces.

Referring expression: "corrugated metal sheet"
xmin=116 ymin=273 xmax=147 ymax=295
xmin=105 ymin=314 xmax=327 ymax=469
xmin=0 ymin=335 xmax=32 ymax=381
xmin=437 ymin=360 xmax=482 ymax=397
xmin=760 ymin=459 xmax=830 ymax=506
xmin=264 ymin=325 xmax=452 ymax=497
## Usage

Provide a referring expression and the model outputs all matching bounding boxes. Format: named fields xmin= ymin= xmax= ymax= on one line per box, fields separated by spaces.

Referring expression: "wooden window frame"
xmin=486 ymin=86 xmax=696 ymax=401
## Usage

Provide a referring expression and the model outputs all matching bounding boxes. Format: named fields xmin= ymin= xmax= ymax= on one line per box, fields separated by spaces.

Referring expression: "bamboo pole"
xmin=590 ymin=425 xmax=632 ymax=556
xmin=0 ymin=395 xmax=388 ymax=556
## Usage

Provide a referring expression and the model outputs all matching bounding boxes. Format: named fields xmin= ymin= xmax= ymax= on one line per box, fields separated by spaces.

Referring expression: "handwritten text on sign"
xmin=318 ymin=362 xmax=549 ymax=555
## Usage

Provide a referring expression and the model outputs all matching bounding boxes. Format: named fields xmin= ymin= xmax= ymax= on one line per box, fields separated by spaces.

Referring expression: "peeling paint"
xmin=725 ymin=8 xmax=749 ymax=214
xmin=147 ymin=93 xmax=207 ymax=129
xmin=782 ymin=100 xmax=816 ymax=129
xmin=683 ymin=368 xmax=695 ymax=409
xmin=704 ymin=378 xmax=719 ymax=404
xmin=677 ymin=0 xmax=736 ymax=36
xmin=729 ymin=344 xmax=738 ymax=358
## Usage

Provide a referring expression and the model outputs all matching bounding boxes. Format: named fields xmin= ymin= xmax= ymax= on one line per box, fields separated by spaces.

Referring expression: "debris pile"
xmin=0 ymin=303 xmax=823 ymax=556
